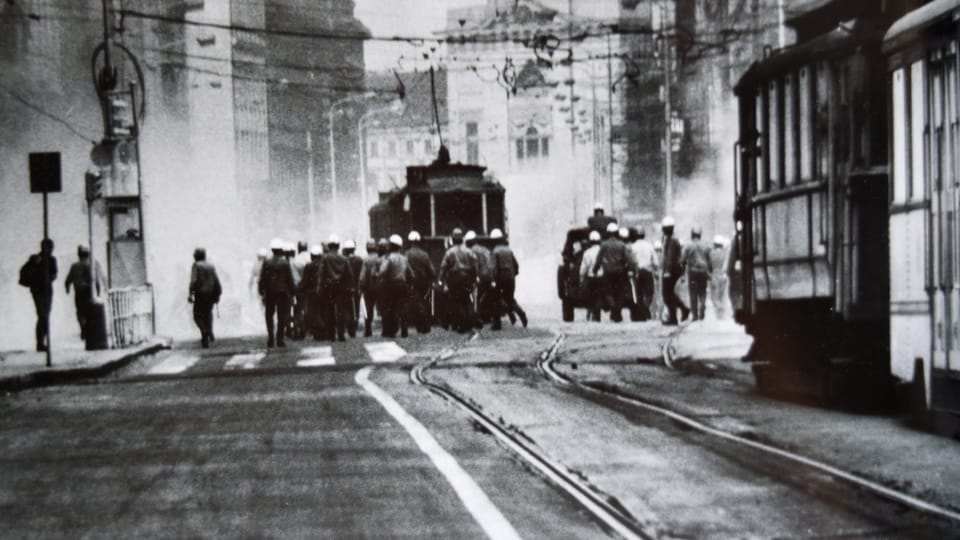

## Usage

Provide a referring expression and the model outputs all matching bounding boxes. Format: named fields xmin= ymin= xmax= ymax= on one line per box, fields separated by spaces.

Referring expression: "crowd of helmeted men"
xmin=230 ymin=227 xmax=527 ymax=348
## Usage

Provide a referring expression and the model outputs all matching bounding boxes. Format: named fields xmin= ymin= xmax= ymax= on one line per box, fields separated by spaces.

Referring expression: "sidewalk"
xmin=0 ymin=337 xmax=172 ymax=393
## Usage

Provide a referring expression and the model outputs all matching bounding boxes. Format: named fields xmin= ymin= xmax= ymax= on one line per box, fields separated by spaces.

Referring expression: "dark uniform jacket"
xmin=378 ymin=252 xmax=412 ymax=287
xmin=470 ymin=244 xmax=493 ymax=282
xmin=491 ymin=245 xmax=519 ymax=284
xmin=22 ymin=253 xmax=57 ymax=293
xmin=358 ymin=254 xmax=380 ymax=292
xmin=406 ymin=246 xmax=436 ymax=290
xmin=258 ymin=254 xmax=295 ymax=297
xmin=587 ymin=214 xmax=616 ymax=233
xmin=321 ymin=252 xmax=355 ymax=290
xmin=190 ymin=261 xmax=222 ymax=302
xmin=593 ymin=237 xmax=630 ymax=277
xmin=440 ymin=244 xmax=478 ymax=284
xmin=681 ymin=239 xmax=713 ymax=274
xmin=347 ymin=254 xmax=364 ymax=290
xmin=662 ymin=235 xmax=683 ymax=278
xmin=300 ymin=258 xmax=323 ymax=295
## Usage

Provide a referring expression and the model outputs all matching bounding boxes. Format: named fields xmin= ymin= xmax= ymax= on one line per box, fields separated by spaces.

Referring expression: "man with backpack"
xmin=20 ymin=239 xmax=58 ymax=352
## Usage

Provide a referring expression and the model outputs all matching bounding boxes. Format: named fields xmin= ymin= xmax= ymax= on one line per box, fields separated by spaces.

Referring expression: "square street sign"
xmin=29 ymin=152 xmax=62 ymax=193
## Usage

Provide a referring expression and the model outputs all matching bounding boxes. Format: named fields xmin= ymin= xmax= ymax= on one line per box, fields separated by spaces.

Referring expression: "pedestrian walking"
xmin=629 ymin=227 xmax=658 ymax=321
xmin=320 ymin=235 xmax=356 ymax=341
xmin=465 ymin=230 xmax=493 ymax=324
xmin=259 ymin=238 xmax=295 ymax=347
xmin=343 ymin=240 xmax=363 ymax=334
xmin=19 ymin=239 xmax=57 ymax=352
xmin=249 ymin=248 xmax=268 ymax=303
xmin=64 ymin=245 xmax=105 ymax=340
xmin=188 ymin=247 xmax=222 ymax=348
xmin=490 ymin=229 xmax=527 ymax=330
xmin=680 ymin=226 xmax=713 ymax=321
xmin=439 ymin=227 xmax=479 ymax=333
xmin=379 ymin=234 xmax=413 ymax=338
xmin=709 ymin=235 xmax=729 ymax=320
xmin=593 ymin=223 xmax=630 ymax=322
xmin=660 ymin=217 xmax=690 ymax=325
xmin=300 ymin=244 xmax=325 ymax=340
xmin=579 ymin=230 xmax=603 ymax=321
xmin=405 ymin=231 xmax=436 ymax=334
xmin=358 ymin=239 xmax=381 ymax=337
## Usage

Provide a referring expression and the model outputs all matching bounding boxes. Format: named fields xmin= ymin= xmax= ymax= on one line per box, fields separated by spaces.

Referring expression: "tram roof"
xmin=884 ymin=0 xmax=960 ymax=53
xmin=734 ymin=18 xmax=884 ymax=94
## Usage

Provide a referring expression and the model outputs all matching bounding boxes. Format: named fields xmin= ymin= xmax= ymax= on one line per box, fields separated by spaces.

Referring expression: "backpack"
xmin=18 ymin=256 xmax=37 ymax=288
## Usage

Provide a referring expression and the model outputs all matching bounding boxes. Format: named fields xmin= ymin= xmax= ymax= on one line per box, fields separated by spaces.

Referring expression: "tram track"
xmin=411 ymin=332 xmax=655 ymax=540
xmin=540 ymin=326 xmax=960 ymax=528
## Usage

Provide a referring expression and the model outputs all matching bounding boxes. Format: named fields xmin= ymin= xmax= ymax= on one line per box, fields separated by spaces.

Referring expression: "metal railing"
xmin=105 ymin=284 xmax=154 ymax=348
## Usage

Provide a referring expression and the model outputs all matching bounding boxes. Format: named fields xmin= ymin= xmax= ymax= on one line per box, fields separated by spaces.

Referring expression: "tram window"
xmin=756 ymin=88 xmax=766 ymax=193
xmin=892 ymin=68 xmax=908 ymax=204
xmin=947 ymin=52 xmax=959 ymax=195
xmin=911 ymin=61 xmax=925 ymax=199
xmin=784 ymin=73 xmax=797 ymax=186
xmin=815 ymin=62 xmax=831 ymax=181
xmin=768 ymin=80 xmax=781 ymax=189
xmin=799 ymin=66 xmax=813 ymax=182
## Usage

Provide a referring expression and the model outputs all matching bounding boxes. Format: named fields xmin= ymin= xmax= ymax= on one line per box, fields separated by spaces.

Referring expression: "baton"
xmin=630 ymin=278 xmax=638 ymax=305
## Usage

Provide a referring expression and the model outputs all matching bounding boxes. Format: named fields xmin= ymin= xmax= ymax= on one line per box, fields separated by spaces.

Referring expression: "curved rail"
xmin=540 ymin=330 xmax=960 ymax=526
xmin=413 ymin=335 xmax=654 ymax=540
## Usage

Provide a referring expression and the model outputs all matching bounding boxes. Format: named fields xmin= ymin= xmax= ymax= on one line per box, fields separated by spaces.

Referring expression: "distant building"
xmin=362 ymin=70 xmax=449 ymax=202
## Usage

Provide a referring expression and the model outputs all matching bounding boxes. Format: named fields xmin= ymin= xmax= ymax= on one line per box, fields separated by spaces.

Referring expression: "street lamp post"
xmin=358 ymin=100 xmax=403 ymax=224
xmin=328 ymin=92 xmax=377 ymax=230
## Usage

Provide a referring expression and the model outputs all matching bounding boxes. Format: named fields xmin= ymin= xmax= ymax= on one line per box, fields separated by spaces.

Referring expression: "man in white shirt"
xmin=578 ymin=230 xmax=603 ymax=321
xmin=629 ymin=227 xmax=658 ymax=321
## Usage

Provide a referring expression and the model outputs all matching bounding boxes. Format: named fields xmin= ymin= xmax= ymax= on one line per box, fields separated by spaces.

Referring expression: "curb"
xmin=0 ymin=338 xmax=172 ymax=393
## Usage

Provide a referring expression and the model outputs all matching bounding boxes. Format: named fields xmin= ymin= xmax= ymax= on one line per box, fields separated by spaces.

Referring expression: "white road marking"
xmin=364 ymin=341 xmax=406 ymax=363
xmin=297 ymin=346 xmax=335 ymax=367
xmin=224 ymin=352 xmax=265 ymax=370
xmin=355 ymin=367 xmax=521 ymax=540
xmin=148 ymin=353 xmax=200 ymax=375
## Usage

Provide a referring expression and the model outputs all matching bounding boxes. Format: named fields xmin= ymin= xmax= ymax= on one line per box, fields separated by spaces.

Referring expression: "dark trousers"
xmin=688 ymin=271 xmax=709 ymax=321
xmin=406 ymin=286 xmax=432 ymax=334
xmin=305 ymin=293 xmax=325 ymax=340
xmin=193 ymin=297 xmax=215 ymax=345
xmin=293 ymin=292 xmax=306 ymax=339
xmin=264 ymin=293 xmax=290 ymax=345
xmin=633 ymin=269 xmax=655 ymax=321
xmin=476 ymin=280 xmax=493 ymax=323
xmin=379 ymin=282 xmax=409 ymax=338
xmin=662 ymin=274 xmax=689 ymax=324
xmin=491 ymin=280 xmax=526 ymax=329
xmin=602 ymin=272 xmax=626 ymax=322
xmin=585 ymin=277 xmax=603 ymax=321
xmin=446 ymin=275 xmax=477 ymax=333
xmin=362 ymin=290 xmax=377 ymax=336
xmin=325 ymin=289 xmax=356 ymax=340
xmin=353 ymin=292 xmax=361 ymax=333
xmin=31 ymin=288 xmax=52 ymax=351
xmin=73 ymin=285 xmax=93 ymax=339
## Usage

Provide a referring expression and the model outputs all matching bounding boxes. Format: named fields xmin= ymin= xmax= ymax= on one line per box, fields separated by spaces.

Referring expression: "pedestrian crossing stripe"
xmin=224 ymin=352 xmax=265 ymax=370
xmin=297 ymin=346 xmax=335 ymax=367
xmin=148 ymin=353 xmax=200 ymax=375
xmin=364 ymin=342 xmax=407 ymax=363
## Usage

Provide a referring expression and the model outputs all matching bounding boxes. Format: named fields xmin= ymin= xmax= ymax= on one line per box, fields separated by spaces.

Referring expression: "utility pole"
xmin=568 ymin=0 xmax=579 ymax=225
xmin=329 ymin=107 xmax=338 ymax=231
xmin=307 ymin=130 xmax=315 ymax=238
xmin=661 ymin=2 xmax=674 ymax=217
xmin=606 ymin=32 xmax=615 ymax=216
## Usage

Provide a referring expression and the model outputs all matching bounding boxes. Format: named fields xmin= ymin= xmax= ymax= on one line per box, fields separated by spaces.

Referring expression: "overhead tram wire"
xmin=0 ymin=82 xmax=98 ymax=145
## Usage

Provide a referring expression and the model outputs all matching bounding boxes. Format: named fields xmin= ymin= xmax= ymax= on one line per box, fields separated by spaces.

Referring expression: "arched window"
xmin=515 ymin=126 xmax=550 ymax=161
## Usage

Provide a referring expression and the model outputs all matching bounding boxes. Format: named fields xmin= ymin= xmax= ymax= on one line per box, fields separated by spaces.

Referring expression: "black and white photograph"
xmin=1 ymin=0 xmax=958 ymax=537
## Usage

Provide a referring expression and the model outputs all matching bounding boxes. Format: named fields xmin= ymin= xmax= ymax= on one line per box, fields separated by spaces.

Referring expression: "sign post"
xmin=29 ymin=152 xmax=62 ymax=367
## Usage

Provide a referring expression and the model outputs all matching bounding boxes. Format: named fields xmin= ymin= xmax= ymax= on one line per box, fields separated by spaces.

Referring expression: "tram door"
xmin=929 ymin=45 xmax=958 ymax=381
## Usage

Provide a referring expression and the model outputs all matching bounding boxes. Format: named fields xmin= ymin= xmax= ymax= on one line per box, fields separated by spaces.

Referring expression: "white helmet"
xmin=593 ymin=202 xmax=604 ymax=211
xmin=605 ymin=222 xmax=619 ymax=233
xmin=662 ymin=216 xmax=675 ymax=228
xmin=588 ymin=230 xmax=601 ymax=242
xmin=257 ymin=248 xmax=268 ymax=258
xmin=713 ymin=234 xmax=724 ymax=246
xmin=408 ymin=230 xmax=421 ymax=242
xmin=309 ymin=244 xmax=323 ymax=256
xmin=389 ymin=234 xmax=403 ymax=247
xmin=327 ymin=234 xmax=340 ymax=246
xmin=490 ymin=228 xmax=504 ymax=240
xmin=464 ymin=230 xmax=477 ymax=242
xmin=343 ymin=239 xmax=356 ymax=250
xmin=618 ymin=227 xmax=630 ymax=239
xmin=269 ymin=238 xmax=284 ymax=251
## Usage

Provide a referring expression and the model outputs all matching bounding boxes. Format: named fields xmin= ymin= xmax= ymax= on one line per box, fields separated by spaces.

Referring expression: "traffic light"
xmin=107 ymin=94 xmax=133 ymax=139
xmin=85 ymin=170 xmax=103 ymax=202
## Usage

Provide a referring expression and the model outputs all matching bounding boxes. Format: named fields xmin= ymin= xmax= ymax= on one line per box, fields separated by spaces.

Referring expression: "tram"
xmin=732 ymin=1 xmax=901 ymax=401
xmin=884 ymin=0 xmax=960 ymax=420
